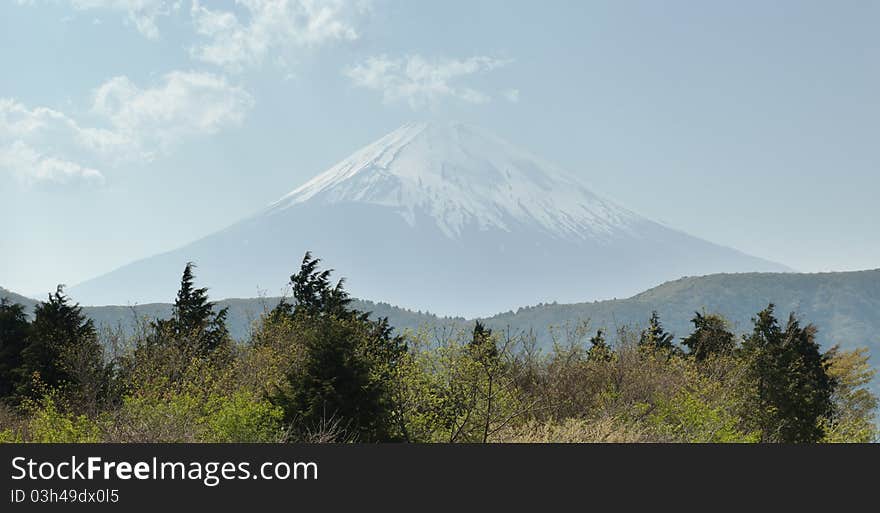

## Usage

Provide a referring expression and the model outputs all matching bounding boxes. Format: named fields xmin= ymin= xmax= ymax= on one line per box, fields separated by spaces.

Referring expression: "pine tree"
xmin=0 ymin=299 xmax=30 ymax=399
xmin=681 ymin=312 xmax=735 ymax=361
xmin=269 ymin=252 xmax=406 ymax=442
xmin=16 ymin=286 xmax=104 ymax=404
xmin=290 ymin=252 xmax=351 ymax=317
xmin=639 ymin=311 xmax=675 ymax=353
xmin=587 ymin=329 xmax=613 ymax=362
xmin=469 ymin=321 xmax=498 ymax=363
xmin=740 ymin=305 xmax=782 ymax=441
xmin=777 ymin=315 xmax=835 ymax=442
xmin=740 ymin=304 xmax=834 ymax=442
xmin=154 ymin=262 xmax=228 ymax=355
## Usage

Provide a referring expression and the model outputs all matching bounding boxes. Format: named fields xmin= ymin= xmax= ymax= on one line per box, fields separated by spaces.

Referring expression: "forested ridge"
xmin=0 ymin=255 xmax=876 ymax=443
xmin=6 ymin=269 xmax=878 ymax=367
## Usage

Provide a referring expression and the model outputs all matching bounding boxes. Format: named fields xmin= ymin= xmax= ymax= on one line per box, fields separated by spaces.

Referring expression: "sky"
xmin=1 ymin=0 xmax=878 ymax=298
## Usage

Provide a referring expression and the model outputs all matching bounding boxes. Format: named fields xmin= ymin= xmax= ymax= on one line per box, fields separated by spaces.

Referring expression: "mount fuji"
xmin=70 ymin=122 xmax=789 ymax=316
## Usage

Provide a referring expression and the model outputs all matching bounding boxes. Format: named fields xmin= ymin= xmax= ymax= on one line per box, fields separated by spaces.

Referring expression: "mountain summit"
xmin=270 ymin=122 xmax=639 ymax=241
xmin=71 ymin=122 xmax=789 ymax=316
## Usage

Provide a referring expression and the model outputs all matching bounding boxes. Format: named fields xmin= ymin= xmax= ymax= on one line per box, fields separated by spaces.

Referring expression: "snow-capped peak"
xmin=270 ymin=121 xmax=640 ymax=240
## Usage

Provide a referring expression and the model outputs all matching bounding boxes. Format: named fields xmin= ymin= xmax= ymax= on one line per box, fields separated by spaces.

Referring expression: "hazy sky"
xmin=2 ymin=1 xmax=878 ymax=297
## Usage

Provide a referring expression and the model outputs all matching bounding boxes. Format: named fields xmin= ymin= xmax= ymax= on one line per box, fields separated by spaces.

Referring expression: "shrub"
xmin=25 ymin=394 xmax=101 ymax=443
xmin=202 ymin=391 xmax=285 ymax=443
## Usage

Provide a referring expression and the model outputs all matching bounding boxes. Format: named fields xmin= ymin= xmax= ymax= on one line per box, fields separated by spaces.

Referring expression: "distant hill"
xmin=4 ymin=269 xmax=879 ymax=374
xmin=0 ymin=286 xmax=462 ymax=342
xmin=485 ymin=270 xmax=880 ymax=358
xmin=0 ymin=287 xmax=38 ymax=309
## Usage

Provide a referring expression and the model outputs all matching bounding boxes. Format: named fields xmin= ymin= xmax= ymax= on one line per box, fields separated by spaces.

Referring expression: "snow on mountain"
xmin=270 ymin=122 xmax=639 ymax=241
xmin=69 ymin=121 xmax=790 ymax=317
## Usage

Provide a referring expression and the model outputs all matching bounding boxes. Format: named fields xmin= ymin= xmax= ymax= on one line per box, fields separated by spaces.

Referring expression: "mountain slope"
xmin=486 ymin=269 xmax=880 ymax=355
xmin=68 ymin=122 xmax=788 ymax=316
xmin=271 ymin=122 xmax=642 ymax=240
xmin=0 ymin=287 xmax=37 ymax=310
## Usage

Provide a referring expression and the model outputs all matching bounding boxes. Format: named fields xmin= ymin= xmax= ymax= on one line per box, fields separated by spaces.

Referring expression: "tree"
xmin=289 ymin=251 xmax=351 ymax=317
xmin=681 ymin=312 xmax=735 ymax=361
xmin=821 ymin=346 xmax=878 ymax=442
xmin=587 ymin=329 xmax=613 ymax=362
xmin=467 ymin=321 xmax=504 ymax=443
xmin=469 ymin=321 xmax=498 ymax=362
xmin=0 ymin=299 xmax=30 ymax=399
xmin=153 ymin=262 xmax=228 ymax=356
xmin=16 ymin=286 xmax=105 ymax=407
xmin=396 ymin=326 xmax=525 ymax=443
xmin=269 ymin=253 xmax=406 ymax=442
xmin=639 ymin=311 xmax=675 ymax=353
xmin=739 ymin=304 xmax=834 ymax=443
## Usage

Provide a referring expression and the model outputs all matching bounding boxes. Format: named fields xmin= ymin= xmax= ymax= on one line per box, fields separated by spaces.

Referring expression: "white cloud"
xmin=1 ymin=71 xmax=253 ymax=186
xmin=190 ymin=0 xmax=367 ymax=71
xmin=92 ymin=71 xmax=254 ymax=155
xmin=0 ymin=98 xmax=110 ymax=185
xmin=0 ymin=141 xmax=104 ymax=186
xmin=0 ymin=98 xmax=127 ymax=154
xmin=345 ymin=55 xmax=514 ymax=108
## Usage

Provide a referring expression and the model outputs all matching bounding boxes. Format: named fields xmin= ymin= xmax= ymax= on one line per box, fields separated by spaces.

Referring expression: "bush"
xmin=25 ymin=394 xmax=100 ymax=443
xmin=493 ymin=416 xmax=651 ymax=443
xmin=0 ymin=429 xmax=21 ymax=443
xmin=106 ymin=385 xmax=202 ymax=443
xmin=647 ymin=388 xmax=759 ymax=443
xmin=202 ymin=391 xmax=284 ymax=443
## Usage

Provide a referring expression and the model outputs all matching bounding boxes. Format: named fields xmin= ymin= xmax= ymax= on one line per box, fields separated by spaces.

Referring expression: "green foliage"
xmin=648 ymin=386 xmax=759 ymax=443
xmin=587 ymin=329 xmax=613 ymax=362
xmin=0 ymin=429 xmax=21 ymax=443
xmin=740 ymin=304 xmax=835 ymax=443
xmin=681 ymin=312 xmax=735 ymax=361
xmin=202 ymin=391 xmax=284 ymax=443
xmin=821 ymin=347 xmax=878 ymax=443
xmin=1 ymin=257 xmax=874 ymax=444
xmin=0 ymin=298 xmax=30 ymax=398
xmin=270 ymin=314 xmax=390 ymax=441
xmin=24 ymin=393 xmax=100 ymax=443
xmin=394 ymin=327 xmax=525 ymax=443
xmin=267 ymin=253 xmax=406 ymax=442
xmin=287 ymin=251 xmax=352 ymax=317
xmin=15 ymin=287 xmax=107 ymax=409
xmin=152 ymin=262 xmax=229 ymax=356
xmin=107 ymin=378 xmax=284 ymax=443
xmin=639 ymin=311 xmax=676 ymax=354
xmin=494 ymin=416 xmax=650 ymax=443
xmin=112 ymin=381 xmax=203 ymax=442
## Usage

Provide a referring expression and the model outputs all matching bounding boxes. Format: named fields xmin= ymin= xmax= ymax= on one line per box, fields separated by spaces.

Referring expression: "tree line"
xmin=0 ymin=253 xmax=876 ymax=443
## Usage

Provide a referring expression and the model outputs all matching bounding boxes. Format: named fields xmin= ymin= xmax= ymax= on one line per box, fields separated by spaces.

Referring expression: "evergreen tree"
xmin=639 ymin=311 xmax=675 ymax=353
xmin=681 ymin=312 xmax=735 ymax=361
xmin=269 ymin=252 xmax=406 ymax=442
xmin=469 ymin=321 xmax=498 ymax=363
xmin=587 ymin=329 xmax=613 ymax=362
xmin=740 ymin=304 xmax=834 ymax=442
xmin=154 ymin=262 xmax=228 ymax=355
xmin=16 ymin=286 xmax=104 ymax=403
xmin=0 ymin=299 xmax=30 ymax=399
xmin=273 ymin=314 xmax=386 ymax=440
xmin=290 ymin=252 xmax=351 ymax=317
